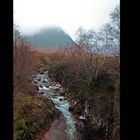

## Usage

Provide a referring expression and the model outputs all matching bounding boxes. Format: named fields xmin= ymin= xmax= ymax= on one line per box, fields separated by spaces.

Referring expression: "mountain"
xmin=26 ymin=26 xmax=76 ymax=49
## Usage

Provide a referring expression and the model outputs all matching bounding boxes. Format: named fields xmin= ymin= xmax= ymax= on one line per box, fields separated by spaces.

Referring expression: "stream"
xmin=33 ymin=69 xmax=82 ymax=140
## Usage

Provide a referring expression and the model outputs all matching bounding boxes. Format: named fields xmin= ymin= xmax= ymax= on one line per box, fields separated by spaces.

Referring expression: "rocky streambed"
xmin=32 ymin=68 xmax=83 ymax=140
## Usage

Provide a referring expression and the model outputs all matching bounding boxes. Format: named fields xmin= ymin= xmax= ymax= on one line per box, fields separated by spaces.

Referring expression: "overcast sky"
xmin=14 ymin=0 xmax=119 ymax=40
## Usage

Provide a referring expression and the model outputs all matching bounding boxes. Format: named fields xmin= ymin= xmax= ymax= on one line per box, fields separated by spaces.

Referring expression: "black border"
xmin=0 ymin=0 xmax=137 ymax=139
xmin=0 ymin=0 xmax=13 ymax=139
xmin=121 ymin=0 xmax=139 ymax=139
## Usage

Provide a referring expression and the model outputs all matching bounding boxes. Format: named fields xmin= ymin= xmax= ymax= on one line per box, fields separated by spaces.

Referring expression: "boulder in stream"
xmin=34 ymin=80 xmax=38 ymax=84
xmin=38 ymin=92 xmax=44 ymax=94
xmin=79 ymin=115 xmax=87 ymax=120
xmin=40 ymin=71 xmax=44 ymax=74
xmin=68 ymin=106 xmax=74 ymax=112
xmin=39 ymin=85 xmax=43 ymax=88
xmin=59 ymin=98 xmax=63 ymax=101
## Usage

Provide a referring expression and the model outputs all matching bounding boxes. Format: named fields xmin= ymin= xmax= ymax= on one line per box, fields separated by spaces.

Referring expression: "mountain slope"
xmin=26 ymin=26 xmax=75 ymax=49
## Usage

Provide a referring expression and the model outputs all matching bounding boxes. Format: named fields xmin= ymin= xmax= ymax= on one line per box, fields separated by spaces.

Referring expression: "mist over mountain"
xmin=26 ymin=26 xmax=76 ymax=49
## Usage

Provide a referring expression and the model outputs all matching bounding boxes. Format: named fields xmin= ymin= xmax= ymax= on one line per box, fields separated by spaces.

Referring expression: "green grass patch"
xmin=14 ymin=93 xmax=56 ymax=140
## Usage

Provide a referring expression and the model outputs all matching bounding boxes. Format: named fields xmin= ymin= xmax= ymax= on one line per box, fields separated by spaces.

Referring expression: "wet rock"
xmin=44 ymin=78 xmax=48 ymax=82
xmin=59 ymin=98 xmax=63 ymax=101
xmin=79 ymin=115 xmax=87 ymax=120
xmin=38 ymin=103 xmax=42 ymax=107
xmin=54 ymin=88 xmax=60 ymax=92
xmin=73 ymin=101 xmax=77 ymax=106
xmin=34 ymin=80 xmax=38 ymax=84
xmin=39 ymin=92 xmax=44 ymax=94
xmin=45 ymin=85 xmax=50 ymax=88
xmin=39 ymin=85 xmax=43 ymax=88
xmin=68 ymin=106 xmax=74 ymax=112
xmin=44 ymin=71 xmax=48 ymax=74
xmin=37 ymin=78 xmax=41 ymax=81
xmin=40 ymin=71 xmax=44 ymax=74
xmin=55 ymin=83 xmax=62 ymax=88
xmin=51 ymin=95 xmax=57 ymax=98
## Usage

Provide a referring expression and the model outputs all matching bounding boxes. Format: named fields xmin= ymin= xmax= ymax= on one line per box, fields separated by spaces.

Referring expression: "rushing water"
xmin=33 ymin=70 xmax=79 ymax=140
xmin=51 ymin=96 xmax=77 ymax=140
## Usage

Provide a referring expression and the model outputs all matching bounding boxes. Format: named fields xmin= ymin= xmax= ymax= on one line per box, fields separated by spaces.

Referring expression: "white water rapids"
xmin=33 ymin=70 xmax=78 ymax=140
xmin=51 ymin=96 xmax=77 ymax=140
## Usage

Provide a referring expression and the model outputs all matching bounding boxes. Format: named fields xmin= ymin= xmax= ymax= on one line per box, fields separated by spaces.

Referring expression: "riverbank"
xmin=35 ymin=67 xmax=104 ymax=140
xmin=63 ymin=91 xmax=104 ymax=140
xmin=13 ymin=92 xmax=56 ymax=140
xmin=32 ymin=67 xmax=79 ymax=140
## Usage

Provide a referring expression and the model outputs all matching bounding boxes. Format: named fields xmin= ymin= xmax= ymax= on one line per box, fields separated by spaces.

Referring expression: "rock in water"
xmin=59 ymin=98 xmax=63 ymax=101
xmin=79 ymin=115 xmax=87 ymax=120
xmin=68 ymin=106 xmax=74 ymax=112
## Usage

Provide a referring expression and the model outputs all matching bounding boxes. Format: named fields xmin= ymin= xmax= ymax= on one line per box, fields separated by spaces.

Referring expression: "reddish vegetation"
xmin=13 ymin=6 xmax=120 ymax=138
xmin=45 ymin=46 xmax=120 ymax=140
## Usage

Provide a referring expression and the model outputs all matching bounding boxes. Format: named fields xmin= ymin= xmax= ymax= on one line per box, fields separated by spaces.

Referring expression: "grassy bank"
xmin=13 ymin=92 xmax=56 ymax=140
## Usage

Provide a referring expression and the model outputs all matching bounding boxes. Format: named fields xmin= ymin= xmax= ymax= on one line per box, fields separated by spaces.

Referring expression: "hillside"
xmin=26 ymin=26 xmax=76 ymax=49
